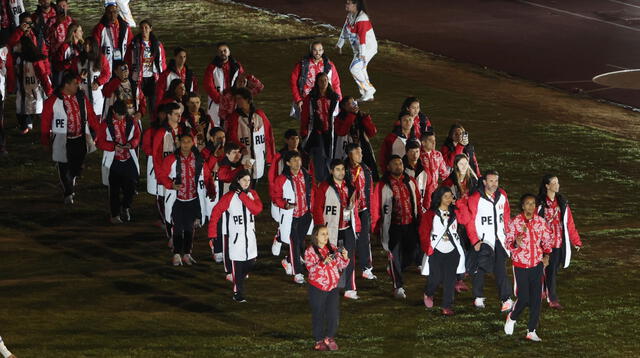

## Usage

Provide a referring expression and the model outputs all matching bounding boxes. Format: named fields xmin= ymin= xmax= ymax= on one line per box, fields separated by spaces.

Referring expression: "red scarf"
xmin=63 ymin=95 xmax=82 ymax=137
xmin=390 ymin=175 xmax=413 ymax=225
xmin=291 ymin=170 xmax=308 ymax=218
xmin=177 ymin=151 xmax=197 ymax=201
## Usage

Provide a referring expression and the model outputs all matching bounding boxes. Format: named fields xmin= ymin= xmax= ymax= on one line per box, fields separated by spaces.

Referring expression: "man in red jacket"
xmin=203 ymin=42 xmax=244 ymax=126
xmin=465 ymin=170 xmax=514 ymax=312
xmin=290 ymin=41 xmax=341 ymax=119
xmin=93 ymin=2 xmax=132 ymax=73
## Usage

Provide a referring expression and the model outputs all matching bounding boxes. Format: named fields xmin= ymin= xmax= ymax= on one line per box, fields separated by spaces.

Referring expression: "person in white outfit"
xmin=336 ymin=0 xmax=377 ymax=102
xmin=0 ymin=335 xmax=16 ymax=358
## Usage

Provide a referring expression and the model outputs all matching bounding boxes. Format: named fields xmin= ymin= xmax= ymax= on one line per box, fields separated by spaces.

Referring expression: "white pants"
xmin=349 ymin=54 xmax=375 ymax=95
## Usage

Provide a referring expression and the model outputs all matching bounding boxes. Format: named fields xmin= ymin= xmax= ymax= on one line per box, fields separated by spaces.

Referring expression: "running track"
xmin=238 ymin=0 xmax=640 ymax=109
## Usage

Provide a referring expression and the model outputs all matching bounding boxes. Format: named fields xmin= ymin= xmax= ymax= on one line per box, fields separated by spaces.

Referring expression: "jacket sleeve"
xmin=158 ymin=155 xmax=176 ymax=190
xmin=419 ymin=211 xmax=434 ymax=255
xmin=101 ymin=78 xmax=121 ymax=98
xmin=336 ymin=19 xmax=348 ymax=49
xmin=378 ymin=134 xmax=394 ymax=175
xmin=246 ymin=74 xmax=264 ymax=96
xmin=290 ymin=62 xmax=303 ymax=102
xmin=85 ymin=97 xmax=99 ymax=131
xmin=92 ymin=24 xmax=102 ymax=49
xmin=368 ymin=176 xmax=379 ymax=232
xmin=267 ymin=152 xmax=281 ymax=192
xmin=361 ymin=113 xmax=377 ymax=138
xmin=208 ymin=192 xmax=233 ymax=238
xmin=40 ymin=96 xmax=55 ymax=146
xmin=259 ymin=111 xmax=276 ymax=164
xmin=312 ymin=183 xmax=327 ymax=225
xmin=130 ymin=119 xmax=141 ymax=149
xmin=465 ymin=194 xmax=481 ymax=245
xmin=330 ymin=62 xmax=342 ymax=100
xmin=539 ymin=218 xmax=554 ymax=254
xmin=502 ymin=190 xmax=511 ymax=236
xmin=437 ymin=151 xmax=450 ymax=178
xmin=5 ymin=51 xmax=15 ymax=94
xmin=151 ymin=129 xmax=166 ymax=176
xmin=154 ymin=71 xmax=168 ymax=106
xmin=355 ymin=19 xmax=373 ymax=53
xmin=271 ymin=175 xmax=288 ymax=209
xmin=96 ymin=55 xmax=112 ymax=85
xmin=565 ymin=205 xmax=582 ymax=247
xmin=202 ymin=64 xmax=221 ymax=103
xmin=218 ymin=163 xmax=241 ymax=183
xmin=300 ymin=95 xmax=311 ymax=138
xmin=158 ymin=42 xmax=167 ymax=72
xmin=94 ymin=121 xmax=113 ymax=151
xmin=372 ymin=182 xmax=383 ymax=234
xmin=34 ymin=60 xmax=53 ymax=96
xmin=240 ymin=190 xmax=263 ymax=215
xmin=505 ymin=218 xmax=521 ymax=254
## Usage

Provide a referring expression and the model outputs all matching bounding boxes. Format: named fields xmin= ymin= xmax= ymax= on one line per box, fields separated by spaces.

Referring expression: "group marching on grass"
xmin=0 ymin=0 xmax=584 ymax=353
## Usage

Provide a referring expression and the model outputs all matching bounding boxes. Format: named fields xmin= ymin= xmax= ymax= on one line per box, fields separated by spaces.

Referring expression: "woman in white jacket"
xmin=336 ymin=0 xmax=377 ymax=102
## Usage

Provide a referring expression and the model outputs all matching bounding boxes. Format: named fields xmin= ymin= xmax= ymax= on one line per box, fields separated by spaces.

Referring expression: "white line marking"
xmin=609 ymin=0 xmax=640 ymax=10
xmin=518 ymin=0 xmax=640 ymax=32
xmin=546 ymin=80 xmax=594 ymax=84
xmin=606 ymin=64 xmax=631 ymax=70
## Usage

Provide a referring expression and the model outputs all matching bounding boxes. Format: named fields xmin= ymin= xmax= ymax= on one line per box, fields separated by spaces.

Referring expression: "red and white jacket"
xmin=379 ymin=129 xmax=415 ymax=174
xmin=419 ymin=205 xmax=471 ymax=275
xmin=71 ymin=54 xmax=111 ymax=116
xmin=203 ymin=57 xmax=243 ymax=126
xmin=419 ymin=150 xmax=449 ymax=210
xmin=124 ymin=34 xmax=167 ymax=84
xmin=95 ymin=115 xmax=141 ymax=185
xmin=47 ymin=15 xmax=74 ymax=57
xmin=305 ymin=244 xmax=349 ymax=292
xmin=208 ymin=190 xmax=263 ymax=261
xmin=92 ymin=18 xmax=133 ymax=72
xmin=290 ymin=56 xmax=341 ymax=103
xmin=226 ymin=108 xmax=275 ymax=180
xmin=218 ymin=74 xmax=263 ymax=127
xmin=441 ymin=142 xmax=481 ymax=178
xmin=336 ymin=11 xmax=377 ymax=60
xmin=155 ymin=63 xmax=196 ymax=109
xmin=465 ymin=189 xmax=511 ymax=253
xmin=271 ymin=169 xmax=314 ymax=245
xmin=373 ymin=174 xmax=421 ymax=251
xmin=313 ymin=180 xmax=360 ymax=245
xmin=506 ymin=213 xmax=553 ymax=268
xmin=537 ymin=196 xmax=582 ymax=268
xmin=333 ymin=112 xmax=377 ymax=161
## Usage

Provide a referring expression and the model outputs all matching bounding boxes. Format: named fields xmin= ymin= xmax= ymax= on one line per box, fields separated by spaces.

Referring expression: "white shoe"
xmin=172 ymin=254 xmax=182 ymax=266
xmin=504 ymin=313 xmax=516 ymax=335
xmin=293 ymin=273 xmax=305 ymax=284
xmin=214 ymin=253 xmax=223 ymax=263
xmin=271 ymin=237 xmax=282 ymax=256
xmin=362 ymin=268 xmax=377 ymax=280
xmin=64 ymin=195 xmax=74 ymax=205
xmin=226 ymin=273 xmax=233 ymax=282
xmin=182 ymin=254 xmax=197 ymax=266
xmin=359 ymin=88 xmax=376 ymax=102
xmin=474 ymin=297 xmax=486 ymax=308
xmin=394 ymin=287 xmax=406 ymax=299
xmin=501 ymin=298 xmax=514 ymax=313
xmin=344 ymin=290 xmax=359 ymax=300
xmin=281 ymin=259 xmax=293 ymax=276
xmin=526 ymin=330 xmax=542 ymax=342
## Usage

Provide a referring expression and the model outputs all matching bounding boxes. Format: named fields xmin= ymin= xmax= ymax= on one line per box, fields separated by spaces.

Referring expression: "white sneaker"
xmin=271 ymin=237 xmax=282 ymax=256
xmin=504 ymin=313 xmax=516 ymax=335
xmin=394 ymin=287 xmax=407 ymax=299
xmin=344 ymin=290 xmax=359 ymax=300
xmin=172 ymin=254 xmax=182 ymax=266
xmin=214 ymin=253 xmax=224 ymax=263
xmin=474 ymin=297 xmax=486 ymax=308
xmin=293 ymin=273 xmax=305 ymax=284
xmin=501 ymin=298 xmax=514 ymax=313
xmin=362 ymin=268 xmax=377 ymax=280
xmin=182 ymin=254 xmax=197 ymax=266
xmin=359 ymin=88 xmax=376 ymax=102
xmin=281 ymin=259 xmax=293 ymax=276
xmin=226 ymin=273 xmax=233 ymax=282
xmin=526 ymin=330 xmax=542 ymax=342
xmin=64 ymin=195 xmax=74 ymax=205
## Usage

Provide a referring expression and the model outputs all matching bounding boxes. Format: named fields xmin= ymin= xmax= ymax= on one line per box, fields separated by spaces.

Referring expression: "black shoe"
xmin=233 ymin=293 xmax=247 ymax=303
xmin=122 ymin=208 xmax=132 ymax=222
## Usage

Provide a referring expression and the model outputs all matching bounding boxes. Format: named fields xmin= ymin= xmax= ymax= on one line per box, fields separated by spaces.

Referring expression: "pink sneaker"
xmin=423 ymin=294 xmax=434 ymax=308
xmin=313 ymin=340 xmax=329 ymax=351
xmin=324 ymin=337 xmax=339 ymax=351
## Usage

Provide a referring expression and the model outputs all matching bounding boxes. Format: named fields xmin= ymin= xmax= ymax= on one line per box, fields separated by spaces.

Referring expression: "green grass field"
xmin=0 ymin=0 xmax=639 ymax=356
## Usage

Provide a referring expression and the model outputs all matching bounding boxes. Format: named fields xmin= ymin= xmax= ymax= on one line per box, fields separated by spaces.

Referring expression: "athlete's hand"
xmin=173 ymin=184 xmax=182 ymax=190
xmin=296 ymin=100 xmax=303 ymax=111
xmin=575 ymin=246 xmax=581 ymax=252
xmin=474 ymin=242 xmax=482 ymax=252
xmin=542 ymin=255 xmax=550 ymax=267
xmin=515 ymin=236 xmax=524 ymax=248
xmin=91 ymin=82 xmax=100 ymax=91
xmin=341 ymin=248 xmax=349 ymax=260
xmin=285 ymin=202 xmax=294 ymax=210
